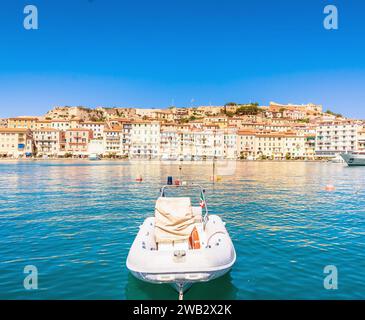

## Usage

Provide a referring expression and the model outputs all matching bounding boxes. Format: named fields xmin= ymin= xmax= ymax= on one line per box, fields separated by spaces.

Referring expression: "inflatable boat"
xmin=126 ymin=183 xmax=236 ymax=299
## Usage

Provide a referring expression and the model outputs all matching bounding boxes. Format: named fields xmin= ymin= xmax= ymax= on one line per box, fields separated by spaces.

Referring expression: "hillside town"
xmin=0 ymin=102 xmax=364 ymax=160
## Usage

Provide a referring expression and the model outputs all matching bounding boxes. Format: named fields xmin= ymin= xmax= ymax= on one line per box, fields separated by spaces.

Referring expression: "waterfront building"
xmin=238 ymin=122 xmax=292 ymax=132
xmin=160 ymin=125 xmax=182 ymax=159
xmin=186 ymin=126 xmax=224 ymax=160
xmin=357 ymin=128 xmax=365 ymax=151
xmin=65 ymin=129 xmax=93 ymax=156
xmin=0 ymin=128 xmax=34 ymax=157
xmin=8 ymin=117 xmax=38 ymax=130
xmin=130 ymin=121 xmax=161 ymax=159
xmin=223 ymin=128 xmax=238 ymax=159
xmin=103 ymin=127 xmax=123 ymax=156
xmin=305 ymin=135 xmax=316 ymax=159
xmin=33 ymin=128 xmax=63 ymax=156
xmin=315 ymin=120 xmax=360 ymax=157
xmin=88 ymin=138 xmax=105 ymax=156
xmin=256 ymin=132 xmax=307 ymax=159
xmin=237 ymin=130 xmax=307 ymax=160
xmin=78 ymin=121 xmax=107 ymax=139
xmin=237 ymin=130 xmax=256 ymax=159
xmin=121 ymin=122 xmax=132 ymax=156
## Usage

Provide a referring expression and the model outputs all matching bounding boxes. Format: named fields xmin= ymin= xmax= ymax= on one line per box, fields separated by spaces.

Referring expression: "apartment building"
xmin=33 ymin=128 xmax=63 ymax=156
xmin=8 ymin=117 xmax=38 ymax=130
xmin=51 ymin=119 xmax=76 ymax=131
xmin=237 ymin=122 xmax=292 ymax=133
xmin=223 ymin=128 xmax=238 ymax=159
xmin=88 ymin=139 xmax=105 ymax=155
xmin=315 ymin=120 xmax=360 ymax=157
xmin=130 ymin=121 xmax=161 ymax=159
xmin=121 ymin=122 xmax=132 ymax=156
xmin=103 ymin=127 xmax=123 ymax=156
xmin=65 ymin=129 xmax=93 ymax=155
xmin=237 ymin=130 xmax=308 ymax=159
xmin=237 ymin=130 xmax=256 ymax=159
xmin=0 ymin=128 xmax=33 ymax=157
xmin=183 ymin=127 xmax=224 ymax=160
xmin=357 ymin=129 xmax=365 ymax=151
xmin=160 ymin=126 xmax=182 ymax=159
xmin=78 ymin=122 xmax=107 ymax=139
xmin=35 ymin=119 xmax=53 ymax=130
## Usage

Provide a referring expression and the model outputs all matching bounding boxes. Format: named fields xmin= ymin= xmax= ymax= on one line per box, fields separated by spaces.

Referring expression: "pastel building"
xmin=78 ymin=122 xmax=107 ymax=139
xmin=237 ymin=130 xmax=308 ymax=159
xmin=130 ymin=121 xmax=161 ymax=159
xmin=8 ymin=117 xmax=38 ymax=130
xmin=33 ymin=129 xmax=63 ymax=156
xmin=160 ymin=126 xmax=182 ymax=159
xmin=315 ymin=120 xmax=360 ymax=157
xmin=0 ymin=128 xmax=34 ymax=157
xmin=65 ymin=129 xmax=93 ymax=155
xmin=103 ymin=127 xmax=123 ymax=155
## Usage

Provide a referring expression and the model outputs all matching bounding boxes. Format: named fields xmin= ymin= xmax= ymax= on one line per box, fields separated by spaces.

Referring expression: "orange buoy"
xmin=136 ymin=175 xmax=143 ymax=182
xmin=325 ymin=184 xmax=335 ymax=192
xmin=174 ymin=179 xmax=180 ymax=186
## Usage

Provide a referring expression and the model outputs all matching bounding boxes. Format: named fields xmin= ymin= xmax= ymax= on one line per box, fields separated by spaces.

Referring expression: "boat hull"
xmin=340 ymin=153 xmax=365 ymax=166
xmin=126 ymin=215 xmax=236 ymax=292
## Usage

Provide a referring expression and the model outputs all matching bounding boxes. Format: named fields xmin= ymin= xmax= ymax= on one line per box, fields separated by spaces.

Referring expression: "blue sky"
xmin=1 ymin=0 xmax=365 ymax=118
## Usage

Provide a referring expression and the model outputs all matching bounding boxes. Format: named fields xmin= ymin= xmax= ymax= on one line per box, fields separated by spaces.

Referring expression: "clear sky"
xmin=1 ymin=0 xmax=365 ymax=118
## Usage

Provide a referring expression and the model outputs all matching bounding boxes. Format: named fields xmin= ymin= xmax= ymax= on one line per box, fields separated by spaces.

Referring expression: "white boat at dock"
xmin=88 ymin=153 xmax=101 ymax=161
xmin=126 ymin=183 xmax=236 ymax=300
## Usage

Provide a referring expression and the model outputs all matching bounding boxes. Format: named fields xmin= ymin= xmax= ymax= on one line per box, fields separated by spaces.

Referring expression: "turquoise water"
xmin=0 ymin=160 xmax=364 ymax=299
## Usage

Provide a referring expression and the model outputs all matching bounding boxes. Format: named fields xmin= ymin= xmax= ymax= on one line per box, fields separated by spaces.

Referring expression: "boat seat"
xmin=154 ymin=197 xmax=196 ymax=243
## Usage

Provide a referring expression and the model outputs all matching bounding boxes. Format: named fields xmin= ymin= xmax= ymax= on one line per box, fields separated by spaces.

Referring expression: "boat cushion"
xmin=155 ymin=197 xmax=196 ymax=243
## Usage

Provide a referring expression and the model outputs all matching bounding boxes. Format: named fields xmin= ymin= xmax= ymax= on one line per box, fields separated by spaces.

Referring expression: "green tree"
xmin=235 ymin=105 xmax=260 ymax=115
xmin=325 ymin=109 xmax=343 ymax=118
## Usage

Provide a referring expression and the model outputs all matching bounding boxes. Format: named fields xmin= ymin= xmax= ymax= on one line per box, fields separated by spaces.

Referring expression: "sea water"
xmin=0 ymin=160 xmax=364 ymax=299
